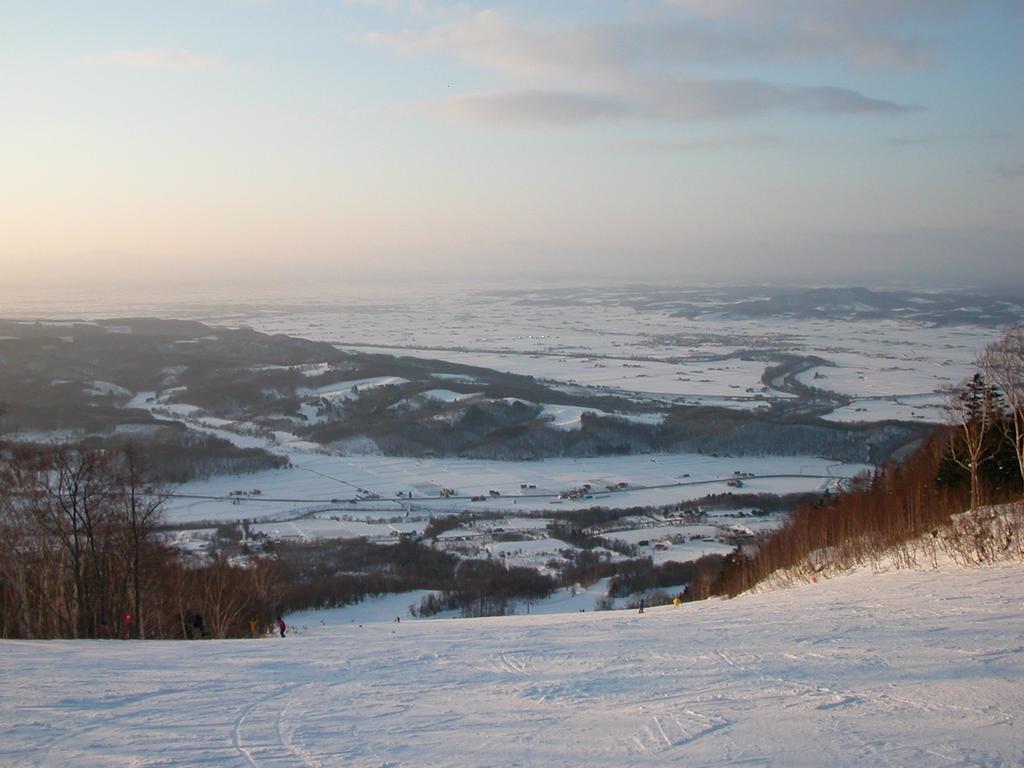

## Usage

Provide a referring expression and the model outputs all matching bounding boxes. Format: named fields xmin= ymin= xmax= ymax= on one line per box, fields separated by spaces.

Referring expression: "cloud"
xmin=995 ymin=163 xmax=1024 ymax=180
xmin=629 ymin=133 xmax=781 ymax=152
xmin=669 ymin=0 xmax=972 ymax=22
xmin=667 ymin=0 xmax=969 ymax=68
xmin=364 ymin=4 xmax=959 ymax=80
xmin=363 ymin=8 xmax=921 ymax=127
xmin=649 ymin=79 xmax=914 ymax=120
xmin=886 ymin=132 xmax=1012 ymax=147
xmin=434 ymin=90 xmax=634 ymax=125
xmin=106 ymin=49 xmax=227 ymax=72
xmin=344 ymin=0 xmax=463 ymax=19
xmin=430 ymin=80 xmax=912 ymax=127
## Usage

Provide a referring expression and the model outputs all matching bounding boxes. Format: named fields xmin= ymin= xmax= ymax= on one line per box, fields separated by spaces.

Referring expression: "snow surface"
xmin=354 ymin=346 xmax=772 ymax=402
xmin=84 ymin=380 xmax=132 ymax=398
xmin=2 ymin=561 xmax=1021 ymax=766
xmin=485 ymin=537 xmax=577 ymax=570
xmin=287 ymin=579 xmax=618 ymax=626
xmin=251 ymin=518 xmax=421 ymax=542
xmin=821 ymin=394 xmax=949 ymax=424
xmin=538 ymin=403 xmax=665 ymax=430
xmin=160 ymin=452 xmax=865 ymax=523
xmin=1 ymin=282 xmax=996 ymax=414
xmin=540 ymin=404 xmax=599 ymax=430
xmin=298 ymin=376 xmax=409 ymax=401
xmin=417 ymin=389 xmax=478 ymax=403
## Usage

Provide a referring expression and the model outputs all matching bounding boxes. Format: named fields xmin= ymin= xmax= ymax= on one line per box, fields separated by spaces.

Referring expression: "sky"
xmin=2 ymin=0 xmax=1022 ymax=290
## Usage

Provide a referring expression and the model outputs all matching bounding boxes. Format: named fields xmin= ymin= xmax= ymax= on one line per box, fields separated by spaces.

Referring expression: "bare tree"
xmin=0 ymin=441 xmax=280 ymax=639
xmin=979 ymin=327 xmax=1024 ymax=494
xmin=947 ymin=374 xmax=1003 ymax=509
xmin=198 ymin=556 xmax=251 ymax=638
xmin=116 ymin=445 xmax=167 ymax=639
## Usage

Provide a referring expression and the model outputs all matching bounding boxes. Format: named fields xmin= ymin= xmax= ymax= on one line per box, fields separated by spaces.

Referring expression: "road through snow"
xmin=2 ymin=561 xmax=1022 ymax=767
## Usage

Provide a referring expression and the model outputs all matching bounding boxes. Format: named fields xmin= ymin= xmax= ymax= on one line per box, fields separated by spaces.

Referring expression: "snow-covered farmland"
xmin=160 ymin=451 xmax=867 ymax=524
xmin=797 ymin=356 xmax=956 ymax=399
xmin=1 ymin=283 xmax=999 ymax=415
xmin=219 ymin=286 xmax=994 ymax=408
xmin=820 ymin=394 xmax=949 ymax=424
xmin=355 ymin=346 xmax=773 ymax=401
xmin=485 ymin=537 xmax=581 ymax=570
xmin=3 ymin=560 xmax=1021 ymax=766
xmin=250 ymin=518 xmax=422 ymax=543
xmin=642 ymin=538 xmax=735 ymax=564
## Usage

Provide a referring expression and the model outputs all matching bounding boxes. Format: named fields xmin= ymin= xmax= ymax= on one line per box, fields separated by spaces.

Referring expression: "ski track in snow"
xmin=2 ymin=562 xmax=1024 ymax=767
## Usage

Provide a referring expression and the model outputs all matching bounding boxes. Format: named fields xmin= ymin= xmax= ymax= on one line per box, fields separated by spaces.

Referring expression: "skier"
xmin=249 ymin=617 xmax=259 ymax=636
xmin=638 ymin=599 xmax=644 ymax=615
xmin=277 ymin=615 xmax=287 ymax=638
xmin=121 ymin=611 xmax=134 ymax=639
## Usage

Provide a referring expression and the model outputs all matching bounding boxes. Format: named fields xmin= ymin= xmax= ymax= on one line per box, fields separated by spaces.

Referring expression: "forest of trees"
xmin=0 ymin=440 xmax=281 ymax=639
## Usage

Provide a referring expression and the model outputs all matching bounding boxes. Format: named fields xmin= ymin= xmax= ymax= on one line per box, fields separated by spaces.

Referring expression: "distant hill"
xmin=0 ymin=317 xmax=929 ymax=465
xmin=668 ymin=286 xmax=1023 ymax=325
xmin=484 ymin=284 xmax=1023 ymax=326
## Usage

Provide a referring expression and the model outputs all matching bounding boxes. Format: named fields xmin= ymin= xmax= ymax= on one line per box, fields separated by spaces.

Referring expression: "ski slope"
xmin=2 ymin=561 xmax=1022 ymax=766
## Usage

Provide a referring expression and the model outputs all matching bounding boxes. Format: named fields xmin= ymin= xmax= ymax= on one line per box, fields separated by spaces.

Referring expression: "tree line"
xmin=711 ymin=327 xmax=1024 ymax=597
xmin=272 ymin=536 xmax=559 ymax=619
xmin=0 ymin=441 xmax=282 ymax=639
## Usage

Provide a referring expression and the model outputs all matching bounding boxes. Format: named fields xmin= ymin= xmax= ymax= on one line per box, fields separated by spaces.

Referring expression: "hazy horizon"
xmin=4 ymin=249 xmax=1023 ymax=296
xmin=3 ymin=1 xmax=1022 ymax=293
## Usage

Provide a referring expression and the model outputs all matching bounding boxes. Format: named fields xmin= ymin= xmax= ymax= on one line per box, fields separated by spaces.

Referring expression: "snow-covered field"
xmin=819 ymin=394 xmax=949 ymax=424
xmin=0 ymin=282 xmax=997 ymax=420
xmin=353 ymin=345 xmax=774 ymax=401
xmin=3 ymin=560 xmax=1021 ymax=767
xmin=118 ymin=369 xmax=865 ymax=527
xmin=239 ymin=292 xmax=991 ymax=416
xmin=250 ymin=518 xmax=422 ymax=542
xmin=162 ymin=451 xmax=866 ymax=524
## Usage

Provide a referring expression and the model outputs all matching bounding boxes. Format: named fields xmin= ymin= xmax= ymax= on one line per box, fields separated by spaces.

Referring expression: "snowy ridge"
xmin=2 ymin=558 xmax=1022 ymax=766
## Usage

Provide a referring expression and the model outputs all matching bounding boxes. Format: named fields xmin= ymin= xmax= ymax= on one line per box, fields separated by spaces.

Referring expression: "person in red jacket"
xmin=276 ymin=615 xmax=287 ymax=638
xmin=121 ymin=611 xmax=134 ymax=639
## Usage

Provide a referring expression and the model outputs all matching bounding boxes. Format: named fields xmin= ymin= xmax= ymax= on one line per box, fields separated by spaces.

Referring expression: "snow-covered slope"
xmin=2 ymin=561 xmax=1022 ymax=766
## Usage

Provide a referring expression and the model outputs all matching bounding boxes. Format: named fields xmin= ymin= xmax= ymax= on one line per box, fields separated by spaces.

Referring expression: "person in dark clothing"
xmin=277 ymin=615 xmax=287 ymax=638
xmin=638 ymin=599 xmax=645 ymax=614
xmin=190 ymin=613 xmax=205 ymax=639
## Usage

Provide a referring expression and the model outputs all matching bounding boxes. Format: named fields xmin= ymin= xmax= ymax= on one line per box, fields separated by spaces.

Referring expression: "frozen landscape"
xmin=160 ymin=448 xmax=864 ymax=524
xmin=6 ymin=284 xmax=971 ymax=537
xmin=2 ymin=557 xmax=1021 ymax=767
xmin=0 ymin=282 xmax=1003 ymax=617
xmin=0 ymin=282 xmax=1001 ymax=426
xmin=6 ymin=1 xmax=1023 ymax=762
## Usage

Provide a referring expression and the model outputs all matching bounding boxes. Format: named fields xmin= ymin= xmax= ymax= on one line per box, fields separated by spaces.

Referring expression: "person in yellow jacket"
xmin=672 ymin=596 xmax=681 ymax=607
xmin=249 ymin=617 xmax=259 ymax=636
